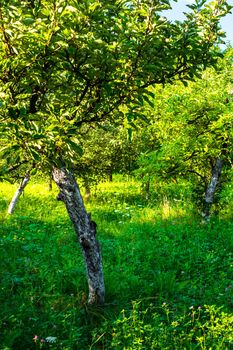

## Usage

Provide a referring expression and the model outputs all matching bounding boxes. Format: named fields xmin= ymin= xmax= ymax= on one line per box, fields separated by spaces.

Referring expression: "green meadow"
xmin=0 ymin=177 xmax=233 ymax=349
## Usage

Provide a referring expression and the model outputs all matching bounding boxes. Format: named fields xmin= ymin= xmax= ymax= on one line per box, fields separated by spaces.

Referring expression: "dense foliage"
xmin=136 ymin=49 xmax=233 ymax=213
xmin=0 ymin=0 xmax=230 ymax=177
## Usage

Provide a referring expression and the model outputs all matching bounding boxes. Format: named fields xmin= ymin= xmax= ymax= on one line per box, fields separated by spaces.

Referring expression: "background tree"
xmin=0 ymin=0 xmax=231 ymax=303
xmin=74 ymin=125 xmax=137 ymax=192
xmin=137 ymin=49 xmax=233 ymax=218
xmin=74 ymin=120 xmax=155 ymax=198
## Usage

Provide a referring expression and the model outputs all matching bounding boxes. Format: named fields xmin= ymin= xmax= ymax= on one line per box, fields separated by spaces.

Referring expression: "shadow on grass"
xmin=0 ymin=212 xmax=93 ymax=349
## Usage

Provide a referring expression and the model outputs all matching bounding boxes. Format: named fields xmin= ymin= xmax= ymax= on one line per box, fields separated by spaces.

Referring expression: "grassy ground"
xmin=0 ymin=177 xmax=233 ymax=349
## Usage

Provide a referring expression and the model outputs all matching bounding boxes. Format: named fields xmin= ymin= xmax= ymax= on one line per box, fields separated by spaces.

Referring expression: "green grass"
xmin=0 ymin=177 xmax=233 ymax=349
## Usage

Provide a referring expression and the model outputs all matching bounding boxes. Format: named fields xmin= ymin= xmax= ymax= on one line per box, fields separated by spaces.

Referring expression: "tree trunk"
xmin=202 ymin=158 xmax=224 ymax=221
xmin=52 ymin=167 xmax=105 ymax=304
xmin=48 ymin=175 xmax=53 ymax=191
xmin=8 ymin=173 xmax=30 ymax=215
xmin=108 ymin=169 xmax=113 ymax=182
xmin=142 ymin=177 xmax=150 ymax=200
xmin=84 ymin=181 xmax=91 ymax=202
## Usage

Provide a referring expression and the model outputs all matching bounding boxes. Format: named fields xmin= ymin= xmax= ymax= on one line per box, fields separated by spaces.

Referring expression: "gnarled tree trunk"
xmin=8 ymin=173 xmax=30 ymax=215
xmin=202 ymin=158 xmax=224 ymax=221
xmin=52 ymin=167 xmax=105 ymax=304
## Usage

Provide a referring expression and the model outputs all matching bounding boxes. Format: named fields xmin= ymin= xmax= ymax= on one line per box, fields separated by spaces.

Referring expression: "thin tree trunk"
xmin=84 ymin=181 xmax=91 ymax=202
xmin=8 ymin=173 xmax=30 ymax=215
xmin=108 ymin=169 xmax=113 ymax=182
xmin=145 ymin=178 xmax=150 ymax=198
xmin=48 ymin=175 xmax=53 ymax=191
xmin=202 ymin=158 xmax=224 ymax=220
xmin=52 ymin=167 xmax=105 ymax=304
xmin=142 ymin=177 xmax=150 ymax=200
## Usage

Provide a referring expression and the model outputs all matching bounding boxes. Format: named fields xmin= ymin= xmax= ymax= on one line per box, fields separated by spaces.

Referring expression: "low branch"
xmin=187 ymin=169 xmax=207 ymax=184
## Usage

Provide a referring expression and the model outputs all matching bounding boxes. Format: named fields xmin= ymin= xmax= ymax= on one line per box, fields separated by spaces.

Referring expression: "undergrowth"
xmin=0 ymin=177 xmax=232 ymax=349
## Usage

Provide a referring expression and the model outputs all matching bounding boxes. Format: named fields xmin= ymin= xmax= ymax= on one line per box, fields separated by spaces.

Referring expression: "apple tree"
xmin=0 ymin=0 xmax=230 ymax=302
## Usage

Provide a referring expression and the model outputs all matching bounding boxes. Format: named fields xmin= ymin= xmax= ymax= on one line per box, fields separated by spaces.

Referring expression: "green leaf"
xmin=30 ymin=168 xmax=37 ymax=175
xmin=23 ymin=17 xmax=34 ymax=25
xmin=30 ymin=149 xmax=41 ymax=161
xmin=32 ymin=134 xmax=45 ymax=140
xmin=66 ymin=140 xmax=83 ymax=156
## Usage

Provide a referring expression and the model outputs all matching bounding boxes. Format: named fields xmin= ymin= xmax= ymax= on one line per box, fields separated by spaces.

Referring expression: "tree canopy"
xmin=0 ymin=0 xmax=231 ymax=177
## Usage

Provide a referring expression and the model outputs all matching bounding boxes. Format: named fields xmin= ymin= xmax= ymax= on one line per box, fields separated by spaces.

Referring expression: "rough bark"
xmin=8 ymin=173 xmax=30 ymax=215
xmin=52 ymin=167 xmax=105 ymax=304
xmin=202 ymin=158 xmax=224 ymax=220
